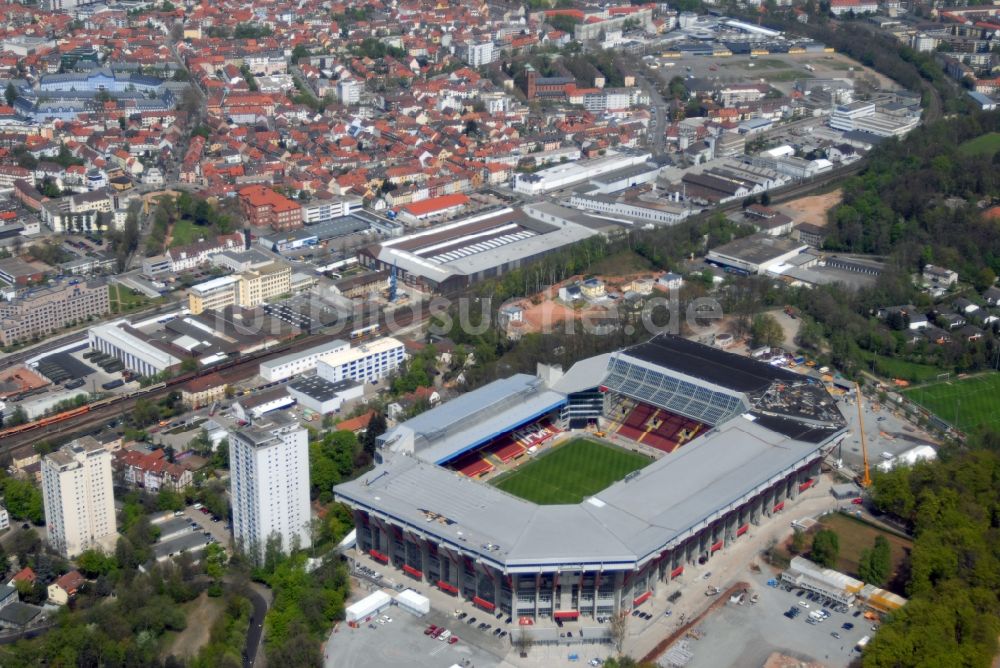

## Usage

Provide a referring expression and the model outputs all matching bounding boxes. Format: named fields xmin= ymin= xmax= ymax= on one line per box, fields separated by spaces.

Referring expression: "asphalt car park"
xmin=324 ymin=601 xmax=502 ymax=668
xmin=681 ymin=572 xmax=876 ymax=668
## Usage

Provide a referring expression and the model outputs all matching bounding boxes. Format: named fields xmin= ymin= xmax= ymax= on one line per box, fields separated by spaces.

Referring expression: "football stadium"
xmin=334 ymin=335 xmax=847 ymax=632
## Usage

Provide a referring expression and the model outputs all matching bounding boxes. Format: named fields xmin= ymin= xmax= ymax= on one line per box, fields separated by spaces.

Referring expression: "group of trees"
xmin=824 ymin=112 xmax=1000 ymax=277
xmin=810 ymin=528 xmax=840 ymax=568
xmin=308 ymin=429 xmax=365 ymax=503
xmin=260 ymin=554 xmax=347 ymax=667
xmin=0 ymin=474 xmax=44 ymax=524
xmin=858 ymin=535 xmax=892 ymax=587
xmin=862 ymin=432 xmax=1000 ymax=666
xmin=146 ymin=192 xmax=234 ymax=256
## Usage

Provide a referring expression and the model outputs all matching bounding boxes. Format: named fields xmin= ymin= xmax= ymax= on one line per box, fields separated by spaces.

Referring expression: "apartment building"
xmin=0 ymin=278 xmax=109 ymax=346
xmin=228 ymin=413 xmax=311 ymax=560
xmin=316 ymin=337 xmax=406 ymax=385
xmin=41 ymin=439 xmax=117 ymax=558
xmin=238 ymin=185 xmax=302 ymax=231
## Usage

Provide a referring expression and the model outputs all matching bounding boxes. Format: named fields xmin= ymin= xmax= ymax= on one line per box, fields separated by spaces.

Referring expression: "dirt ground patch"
xmin=165 ymin=592 xmax=225 ymax=660
xmin=778 ymin=189 xmax=842 ymax=227
xmin=818 ymin=513 xmax=912 ymax=590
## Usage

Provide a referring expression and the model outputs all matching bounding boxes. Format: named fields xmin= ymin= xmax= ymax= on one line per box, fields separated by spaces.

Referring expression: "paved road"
xmin=244 ymin=583 xmax=269 ymax=668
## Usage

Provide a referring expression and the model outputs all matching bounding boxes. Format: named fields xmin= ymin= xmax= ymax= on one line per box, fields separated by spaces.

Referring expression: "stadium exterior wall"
xmin=343 ymin=451 xmax=823 ymax=619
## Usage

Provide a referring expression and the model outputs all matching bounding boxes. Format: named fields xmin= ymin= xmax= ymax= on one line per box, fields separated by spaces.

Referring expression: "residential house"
xmin=47 ymin=570 xmax=85 ymax=606
xmin=113 ymin=448 xmax=193 ymax=492
xmin=923 ymin=264 xmax=958 ymax=288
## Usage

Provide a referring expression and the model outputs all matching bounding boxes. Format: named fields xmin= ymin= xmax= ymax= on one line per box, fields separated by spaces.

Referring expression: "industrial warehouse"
xmin=333 ymin=335 xmax=848 ymax=632
xmin=356 ymin=206 xmax=600 ymax=294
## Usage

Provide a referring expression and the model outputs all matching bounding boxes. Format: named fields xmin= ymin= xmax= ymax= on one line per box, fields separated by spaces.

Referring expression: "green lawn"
xmin=169 ymin=218 xmax=209 ymax=248
xmin=491 ymin=438 xmax=651 ymax=505
xmin=958 ymin=132 xmax=1000 ymax=158
xmin=859 ymin=351 xmax=943 ymax=383
xmin=109 ymin=283 xmax=144 ymax=313
xmin=903 ymin=373 xmax=1000 ymax=433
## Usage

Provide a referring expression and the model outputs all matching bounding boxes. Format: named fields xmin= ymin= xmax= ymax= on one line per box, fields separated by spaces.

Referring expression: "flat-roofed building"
xmin=42 ymin=438 xmax=116 ymax=558
xmin=187 ymin=275 xmax=239 ymax=315
xmin=316 ymin=337 xmax=406 ymax=385
xmin=287 ymin=376 xmax=363 ymax=414
xmin=89 ymin=320 xmax=182 ymax=377
xmin=260 ymin=338 xmax=350 ymax=382
xmin=229 ymin=413 xmax=311 ymax=560
xmin=0 ymin=278 xmax=109 ymax=346
xmin=238 ymin=262 xmax=291 ymax=309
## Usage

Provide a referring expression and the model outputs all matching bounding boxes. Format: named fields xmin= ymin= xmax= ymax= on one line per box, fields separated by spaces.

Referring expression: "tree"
xmin=361 ymin=412 xmax=387 ymax=456
xmin=790 ymin=528 xmax=806 ymax=555
xmin=4 ymin=82 xmax=16 ymax=106
xmin=291 ymin=44 xmax=310 ymax=64
xmin=751 ymin=313 xmax=784 ymax=348
xmin=608 ymin=609 xmax=629 ymax=654
xmin=973 ymin=267 xmax=996 ymax=292
xmin=2 ymin=477 xmax=44 ymax=524
xmin=859 ymin=535 xmax=892 ymax=586
xmin=810 ymin=529 xmax=840 ymax=568
xmin=6 ymin=406 xmax=28 ymax=427
xmin=76 ymin=549 xmax=117 ymax=577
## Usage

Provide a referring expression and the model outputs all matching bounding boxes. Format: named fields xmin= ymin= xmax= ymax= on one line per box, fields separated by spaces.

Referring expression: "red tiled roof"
xmin=400 ymin=193 xmax=469 ymax=216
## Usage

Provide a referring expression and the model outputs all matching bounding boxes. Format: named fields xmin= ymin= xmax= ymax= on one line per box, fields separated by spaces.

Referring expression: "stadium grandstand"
xmin=334 ymin=335 xmax=847 ymax=639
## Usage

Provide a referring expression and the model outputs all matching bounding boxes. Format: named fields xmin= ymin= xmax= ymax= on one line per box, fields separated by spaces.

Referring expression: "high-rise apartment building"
xmin=41 ymin=439 xmax=117 ymax=558
xmin=228 ymin=413 xmax=311 ymax=560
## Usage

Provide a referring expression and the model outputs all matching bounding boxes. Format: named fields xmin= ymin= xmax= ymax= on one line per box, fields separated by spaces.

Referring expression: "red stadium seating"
xmin=616 ymin=401 xmax=705 ymax=454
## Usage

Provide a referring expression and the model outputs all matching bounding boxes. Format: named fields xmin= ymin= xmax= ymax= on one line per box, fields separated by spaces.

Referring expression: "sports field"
xmin=903 ymin=373 xmax=1000 ymax=433
xmin=491 ymin=438 xmax=650 ymax=505
xmin=958 ymin=132 xmax=1000 ymax=158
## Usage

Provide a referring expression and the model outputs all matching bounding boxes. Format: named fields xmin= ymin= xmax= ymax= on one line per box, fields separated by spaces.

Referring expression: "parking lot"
xmin=680 ymin=571 xmax=876 ymax=668
xmin=324 ymin=593 xmax=503 ymax=668
xmin=647 ymin=51 xmax=895 ymax=96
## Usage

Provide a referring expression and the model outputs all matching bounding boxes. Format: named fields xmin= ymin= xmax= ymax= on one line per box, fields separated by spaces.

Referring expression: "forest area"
xmin=864 ymin=431 xmax=1000 ymax=667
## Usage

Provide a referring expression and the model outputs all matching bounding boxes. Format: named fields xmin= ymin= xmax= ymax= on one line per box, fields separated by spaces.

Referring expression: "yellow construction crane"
xmin=855 ymin=382 xmax=872 ymax=488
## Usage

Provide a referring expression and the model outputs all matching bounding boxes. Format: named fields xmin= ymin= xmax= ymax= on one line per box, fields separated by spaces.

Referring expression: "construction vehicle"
xmin=784 ymin=305 xmax=797 ymax=319
xmin=856 ymin=382 xmax=872 ymax=488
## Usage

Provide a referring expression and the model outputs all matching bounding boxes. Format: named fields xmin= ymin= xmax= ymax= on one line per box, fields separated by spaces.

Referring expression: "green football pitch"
xmin=903 ymin=373 xmax=1000 ymax=434
xmin=490 ymin=438 xmax=651 ymax=505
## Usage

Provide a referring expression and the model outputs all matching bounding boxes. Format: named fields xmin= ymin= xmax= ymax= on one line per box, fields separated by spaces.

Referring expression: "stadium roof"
xmin=623 ymin=334 xmax=799 ymax=394
xmin=381 ymin=374 xmax=567 ymax=464
xmin=551 ymin=353 xmax=612 ymax=395
xmin=336 ymin=417 xmax=839 ymax=569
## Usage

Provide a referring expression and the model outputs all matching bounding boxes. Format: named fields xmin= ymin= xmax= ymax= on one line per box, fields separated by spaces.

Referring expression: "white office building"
xmin=41 ymin=439 xmax=117 ymax=558
xmin=229 ymin=413 xmax=311 ymax=561
xmin=463 ymin=41 xmax=496 ymax=68
xmin=316 ymin=337 xmax=406 ymax=385
xmin=301 ymin=198 xmax=356 ymax=225
xmin=337 ymin=78 xmax=363 ymax=105
xmin=260 ymin=338 xmax=350 ymax=382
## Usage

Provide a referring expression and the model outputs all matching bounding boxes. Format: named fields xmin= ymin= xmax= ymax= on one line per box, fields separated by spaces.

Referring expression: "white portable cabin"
xmin=395 ymin=589 xmax=430 ymax=616
xmin=345 ymin=590 xmax=392 ymax=623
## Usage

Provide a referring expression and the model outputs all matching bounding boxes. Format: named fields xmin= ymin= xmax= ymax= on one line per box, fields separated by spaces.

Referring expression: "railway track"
xmin=0 ymin=307 xmax=427 ymax=460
